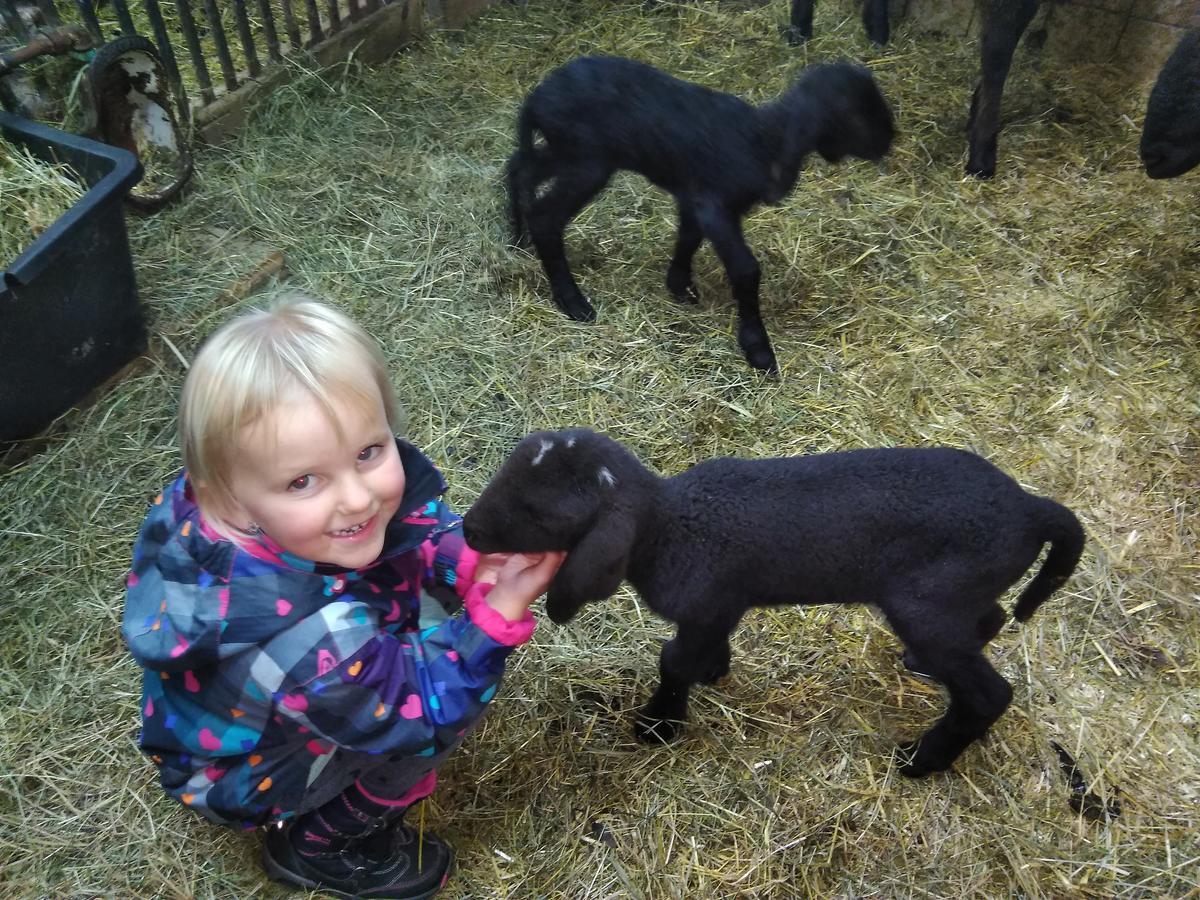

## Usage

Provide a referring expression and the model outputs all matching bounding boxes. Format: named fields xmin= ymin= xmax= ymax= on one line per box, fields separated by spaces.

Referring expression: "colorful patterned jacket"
xmin=122 ymin=441 xmax=534 ymax=828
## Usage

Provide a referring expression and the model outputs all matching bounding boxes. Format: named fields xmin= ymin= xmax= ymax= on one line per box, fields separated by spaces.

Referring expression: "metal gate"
xmin=0 ymin=0 xmax=412 ymax=126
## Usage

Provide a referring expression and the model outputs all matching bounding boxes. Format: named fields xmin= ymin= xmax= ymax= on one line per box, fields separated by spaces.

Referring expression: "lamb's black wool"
xmin=506 ymin=55 xmax=895 ymax=373
xmin=463 ymin=429 xmax=1084 ymax=777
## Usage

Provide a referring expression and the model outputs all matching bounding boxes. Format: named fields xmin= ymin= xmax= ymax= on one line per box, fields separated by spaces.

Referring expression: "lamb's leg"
xmin=526 ymin=161 xmax=613 ymax=322
xmin=507 ymin=145 xmax=559 ymax=249
xmin=636 ymin=624 xmax=733 ymax=744
xmin=505 ymin=150 xmax=532 ymax=248
xmin=666 ymin=203 xmax=703 ymax=305
xmin=787 ymin=0 xmax=814 ymax=45
xmin=862 ymin=0 xmax=890 ymax=46
xmin=966 ymin=0 xmax=1038 ymax=178
xmin=896 ymin=652 xmax=1013 ymax=776
xmin=887 ymin=601 xmax=1014 ymax=776
xmin=902 ymin=606 xmax=1004 ymax=680
xmin=696 ymin=200 xmax=779 ymax=374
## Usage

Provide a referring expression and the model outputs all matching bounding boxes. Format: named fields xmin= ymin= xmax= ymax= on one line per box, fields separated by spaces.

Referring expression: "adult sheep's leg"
xmin=635 ymin=624 xmax=734 ymax=744
xmin=966 ymin=0 xmax=1038 ymax=178
xmin=666 ymin=202 xmax=703 ymax=305
xmin=525 ymin=161 xmax=613 ymax=322
xmin=787 ymin=0 xmax=815 ymax=45
xmin=862 ymin=0 xmax=890 ymax=46
xmin=696 ymin=200 xmax=779 ymax=374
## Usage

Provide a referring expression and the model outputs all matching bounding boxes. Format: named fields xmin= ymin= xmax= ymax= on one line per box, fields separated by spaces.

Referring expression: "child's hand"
xmin=471 ymin=552 xmax=510 ymax=587
xmin=481 ymin=552 xmax=567 ymax=622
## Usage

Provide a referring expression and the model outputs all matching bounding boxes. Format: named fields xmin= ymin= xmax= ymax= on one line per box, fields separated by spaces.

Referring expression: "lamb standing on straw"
xmin=463 ymin=428 xmax=1084 ymax=778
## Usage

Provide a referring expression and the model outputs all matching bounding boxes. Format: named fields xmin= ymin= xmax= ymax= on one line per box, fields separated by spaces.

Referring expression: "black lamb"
xmin=462 ymin=428 xmax=1085 ymax=778
xmin=789 ymin=0 xmax=1039 ymax=178
xmin=505 ymin=55 xmax=895 ymax=374
xmin=1141 ymin=28 xmax=1200 ymax=179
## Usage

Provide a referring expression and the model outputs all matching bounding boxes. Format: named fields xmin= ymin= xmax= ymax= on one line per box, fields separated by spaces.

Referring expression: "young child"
xmin=122 ymin=295 xmax=564 ymax=899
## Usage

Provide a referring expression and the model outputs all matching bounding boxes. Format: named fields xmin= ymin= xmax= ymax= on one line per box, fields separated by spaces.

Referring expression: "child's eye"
xmin=358 ymin=444 xmax=382 ymax=462
xmin=288 ymin=475 xmax=312 ymax=491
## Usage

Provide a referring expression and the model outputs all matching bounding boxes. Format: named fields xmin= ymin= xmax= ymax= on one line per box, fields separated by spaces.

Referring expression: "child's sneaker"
xmin=262 ymin=819 xmax=453 ymax=899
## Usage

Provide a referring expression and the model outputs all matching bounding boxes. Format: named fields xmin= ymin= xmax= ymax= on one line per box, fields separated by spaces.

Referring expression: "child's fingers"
xmin=535 ymin=551 xmax=567 ymax=577
xmin=473 ymin=552 xmax=513 ymax=584
xmin=495 ymin=551 xmax=566 ymax=592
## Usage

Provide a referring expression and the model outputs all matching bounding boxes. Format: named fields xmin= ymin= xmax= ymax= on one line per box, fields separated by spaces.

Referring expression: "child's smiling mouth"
xmin=330 ymin=515 xmax=376 ymax=540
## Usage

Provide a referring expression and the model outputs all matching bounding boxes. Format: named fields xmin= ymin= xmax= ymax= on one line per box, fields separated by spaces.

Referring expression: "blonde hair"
xmin=179 ymin=293 xmax=401 ymax=526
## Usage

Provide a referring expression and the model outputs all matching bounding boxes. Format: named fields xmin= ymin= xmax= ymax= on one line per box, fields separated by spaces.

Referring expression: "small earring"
xmin=245 ymin=523 xmax=262 ymax=535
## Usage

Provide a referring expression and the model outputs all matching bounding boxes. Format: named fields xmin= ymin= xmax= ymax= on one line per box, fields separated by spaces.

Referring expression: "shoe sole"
xmin=261 ymin=843 xmax=454 ymax=900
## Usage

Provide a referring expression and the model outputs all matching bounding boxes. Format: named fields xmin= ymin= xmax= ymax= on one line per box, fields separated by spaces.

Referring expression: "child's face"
xmin=227 ymin=386 xmax=406 ymax=569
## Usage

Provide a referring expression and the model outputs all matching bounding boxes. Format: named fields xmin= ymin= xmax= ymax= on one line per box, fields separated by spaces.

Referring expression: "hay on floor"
xmin=0 ymin=1 xmax=1197 ymax=897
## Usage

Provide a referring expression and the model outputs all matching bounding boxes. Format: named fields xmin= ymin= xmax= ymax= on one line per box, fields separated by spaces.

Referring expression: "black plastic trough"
xmin=1 ymin=109 xmax=145 ymax=443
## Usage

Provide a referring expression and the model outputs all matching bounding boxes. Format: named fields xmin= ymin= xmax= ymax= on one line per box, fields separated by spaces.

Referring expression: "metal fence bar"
xmin=33 ymin=0 xmax=62 ymax=26
xmin=278 ymin=0 xmax=303 ymax=50
xmin=175 ymin=0 xmax=215 ymax=104
xmin=256 ymin=0 xmax=283 ymax=62
xmin=71 ymin=0 xmax=103 ymax=41
xmin=230 ymin=0 xmax=260 ymax=76
xmin=143 ymin=0 xmax=188 ymax=121
xmin=1 ymin=1 xmax=31 ymax=41
xmin=325 ymin=0 xmax=341 ymax=34
xmin=362 ymin=0 xmax=381 ymax=14
xmin=203 ymin=0 xmax=239 ymax=92
xmin=303 ymin=0 xmax=324 ymax=45
xmin=108 ymin=0 xmax=138 ymax=35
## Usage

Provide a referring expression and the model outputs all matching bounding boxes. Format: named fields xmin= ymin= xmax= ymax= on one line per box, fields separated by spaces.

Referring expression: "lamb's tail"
xmin=1013 ymin=496 xmax=1085 ymax=622
xmin=505 ymin=102 xmax=538 ymax=247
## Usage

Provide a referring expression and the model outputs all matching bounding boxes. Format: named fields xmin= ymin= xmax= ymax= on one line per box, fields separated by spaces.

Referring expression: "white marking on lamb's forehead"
xmin=531 ymin=439 xmax=554 ymax=466
xmin=566 ymin=436 xmax=576 ymax=448
xmin=597 ymin=466 xmax=616 ymax=487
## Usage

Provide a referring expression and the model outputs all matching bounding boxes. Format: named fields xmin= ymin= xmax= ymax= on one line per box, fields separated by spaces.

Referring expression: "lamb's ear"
xmin=545 ymin=506 xmax=636 ymax=624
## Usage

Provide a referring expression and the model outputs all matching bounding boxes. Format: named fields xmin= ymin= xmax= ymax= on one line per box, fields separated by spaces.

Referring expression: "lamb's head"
xmin=464 ymin=428 xmax=639 ymax=624
xmin=1142 ymin=29 xmax=1200 ymax=179
xmin=796 ymin=61 xmax=895 ymax=165
xmin=462 ymin=429 xmax=612 ymax=553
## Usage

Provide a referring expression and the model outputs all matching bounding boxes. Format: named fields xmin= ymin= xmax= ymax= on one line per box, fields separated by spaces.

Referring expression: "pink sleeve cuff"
xmin=464 ymin=583 xmax=536 ymax=646
xmin=454 ymin=545 xmax=480 ymax=597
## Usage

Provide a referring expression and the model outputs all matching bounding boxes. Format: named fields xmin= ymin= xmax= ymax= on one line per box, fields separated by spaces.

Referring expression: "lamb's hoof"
xmin=901 ymin=650 xmax=939 ymax=682
xmin=554 ymin=292 xmax=597 ymax=323
xmin=699 ymin=662 xmax=730 ymax=685
xmin=739 ymin=325 xmax=779 ymax=374
xmin=666 ymin=272 xmax=700 ymax=305
xmin=895 ymin=740 xmax=951 ymax=778
xmin=783 ymin=25 xmax=809 ymax=46
xmin=745 ymin=346 xmax=779 ymax=375
xmin=965 ymin=143 xmax=998 ymax=180
xmin=864 ymin=24 xmax=889 ymax=46
xmin=634 ymin=714 xmax=683 ymax=745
